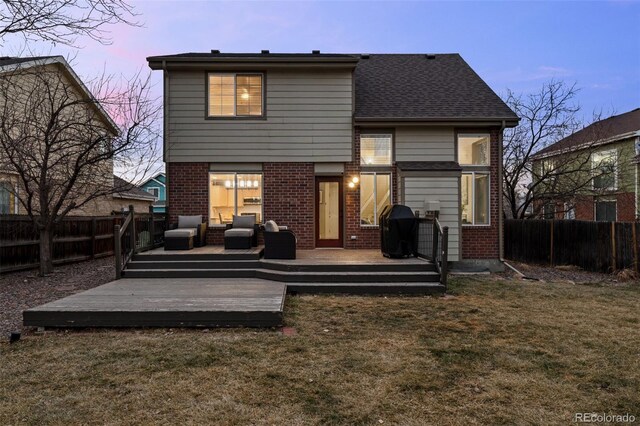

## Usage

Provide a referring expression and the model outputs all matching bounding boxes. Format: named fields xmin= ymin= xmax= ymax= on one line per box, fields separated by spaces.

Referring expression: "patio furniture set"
xmin=163 ymin=215 xmax=296 ymax=259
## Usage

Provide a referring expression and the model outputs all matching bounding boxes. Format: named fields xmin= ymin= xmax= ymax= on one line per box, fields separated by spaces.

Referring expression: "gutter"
xmin=498 ymin=119 xmax=506 ymax=263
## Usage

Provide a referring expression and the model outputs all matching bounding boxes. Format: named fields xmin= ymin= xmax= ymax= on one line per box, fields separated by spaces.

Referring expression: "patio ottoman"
xmin=164 ymin=228 xmax=196 ymax=250
xmin=224 ymin=228 xmax=254 ymax=249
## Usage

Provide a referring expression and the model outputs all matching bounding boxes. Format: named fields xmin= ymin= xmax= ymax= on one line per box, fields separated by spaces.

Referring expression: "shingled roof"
xmin=0 ymin=56 xmax=57 ymax=67
xmin=534 ymin=108 xmax=640 ymax=158
xmin=354 ymin=54 xmax=518 ymax=123
xmin=113 ymin=176 xmax=156 ymax=201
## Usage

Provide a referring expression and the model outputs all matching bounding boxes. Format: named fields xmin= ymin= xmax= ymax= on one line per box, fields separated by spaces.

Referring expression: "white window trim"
xmin=360 ymin=133 xmax=393 ymax=167
xmin=0 ymin=180 xmax=18 ymax=214
xmin=563 ymin=202 xmax=575 ymax=220
xmin=146 ymin=186 xmax=160 ymax=200
xmin=207 ymin=72 xmax=264 ymax=118
xmin=360 ymin=172 xmax=392 ymax=227
xmin=461 ymin=172 xmax=491 ymax=226
xmin=592 ymin=148 xmax=618 ymax=191
xmin=458 ymin=133 xmax=491 ymax=167
xmin=594 ymin=199 xmax=617 ymax=222
xmin=208 ymin=172 xmax=263 ymax=228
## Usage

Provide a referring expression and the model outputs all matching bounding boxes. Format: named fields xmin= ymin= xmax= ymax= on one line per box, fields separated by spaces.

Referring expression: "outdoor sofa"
xmin=164 ymin=215 xmax=207 ymax=250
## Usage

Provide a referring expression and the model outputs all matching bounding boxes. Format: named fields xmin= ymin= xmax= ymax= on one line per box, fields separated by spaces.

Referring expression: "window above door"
xmin=360 ymin=134 xmax=392 ymax=166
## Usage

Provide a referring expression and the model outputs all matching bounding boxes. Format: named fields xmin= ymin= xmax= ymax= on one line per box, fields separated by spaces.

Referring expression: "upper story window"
xmin=146 ymin=187 xmax=160 ymax=200
xmin=208 ymin=73 xmax=263 ymax=118
xmin=361 ymin=134 xmax=392 ymax=166
xmin=592 ymin=149 xmax=617 ymax=191
xmin=458 ymin=134 xmax=490 ymax=166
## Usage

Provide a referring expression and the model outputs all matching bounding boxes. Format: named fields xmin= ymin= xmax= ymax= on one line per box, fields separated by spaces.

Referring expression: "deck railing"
xmin=416 ymin=214 xmax=449 ymax=287
xmin=114 ymin=205 xmax=166 ymax=279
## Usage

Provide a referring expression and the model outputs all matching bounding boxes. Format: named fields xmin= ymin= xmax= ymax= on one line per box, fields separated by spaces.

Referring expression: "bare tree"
xmin=0 ymin=58 xmax=160 ymax=275
xmin=0 ymin=0 xmax=139 ymax=47
xmin=502 ymin=80 xmax=612 ymax=219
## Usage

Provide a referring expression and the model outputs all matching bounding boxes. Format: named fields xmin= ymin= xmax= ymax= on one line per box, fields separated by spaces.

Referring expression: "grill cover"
xmin=379 ymin=204 xmax=418 ymax=258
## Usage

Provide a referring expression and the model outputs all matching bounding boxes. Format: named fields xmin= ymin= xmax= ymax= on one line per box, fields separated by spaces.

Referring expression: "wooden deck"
xmin=24 ymin=248 xmax=445 ymax=329
xmin=23 ymin=278 xmax=286 ymax=328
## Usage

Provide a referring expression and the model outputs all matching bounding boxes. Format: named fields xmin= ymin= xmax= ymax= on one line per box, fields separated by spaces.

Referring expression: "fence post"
xmin=611 ymin=221 xmax=617 ymax=271
xmin=549 ymin=220 xmax=554 ymax=266
xmin=129 ymin=204 xmax=136 ymax=253
xmin=90 ymin=218 xmax=97 ymax=259
xmin=114 ymin=224 xmax=121 ymax=279
xmin=441 ymin=226 xmax=449 ymax=288
xmin=149 ymin=205 xmax=155 ymax=248
xmin=633 ymin=223 xmax=638 ymax=273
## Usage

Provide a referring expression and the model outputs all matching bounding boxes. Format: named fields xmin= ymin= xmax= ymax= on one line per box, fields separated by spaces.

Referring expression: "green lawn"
xmin=1 ymin=276 xmax=639 ymax=425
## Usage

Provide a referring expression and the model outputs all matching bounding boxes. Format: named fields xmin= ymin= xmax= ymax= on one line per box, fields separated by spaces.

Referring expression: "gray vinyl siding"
xmin=166 ymin=70 xmax=353 ymax=162
xmin=395 ymin=127 xmax=455 ymax=162
xmin=402 ymin=176 xmax=460 ymax=261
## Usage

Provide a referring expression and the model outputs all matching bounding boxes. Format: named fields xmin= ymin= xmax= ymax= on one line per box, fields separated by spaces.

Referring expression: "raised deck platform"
xmin=24 ymin=278 xmax=286 ymax=328
xmin=24 ymin=248 xmax=445 ymax=329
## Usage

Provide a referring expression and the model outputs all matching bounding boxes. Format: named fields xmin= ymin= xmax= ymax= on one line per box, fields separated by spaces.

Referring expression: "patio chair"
xmin=224 ymin=215 xmax=259 ymax=249
xmin=164 ymin=215 xmax=207 ymax=250
xmin=262 ymin=220 xmax=296 ymax=259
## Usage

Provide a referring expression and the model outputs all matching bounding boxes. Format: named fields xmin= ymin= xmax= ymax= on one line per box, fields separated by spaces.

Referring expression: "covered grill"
xmin=379 ymin=204 xmax=418 ymax=258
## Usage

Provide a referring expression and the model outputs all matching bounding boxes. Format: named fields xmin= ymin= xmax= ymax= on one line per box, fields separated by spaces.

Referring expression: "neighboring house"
xmin=531 ymin=108 xmax=640 ymax=222
xmin=147 ymin=51 xmax=518 ymax=263
xmin=111 ymin=175 xmax=156 ymax=213
xmin=0 ymin=56 xmax=153 ymax=217
xmin=140 ymin=172 xmax=167 ymax=213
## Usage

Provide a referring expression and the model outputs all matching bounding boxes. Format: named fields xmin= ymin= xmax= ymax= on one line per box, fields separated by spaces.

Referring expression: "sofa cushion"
xmin=232 ymin=215 xmax=255 ymax=229
xmin=264 ymin=220 xmax=279 ymax=233
xmin=178 ymin=215 xmax=202 ymax=229
xmin=224 ymin=228 xmax=254 ymax=238
xmin=165 ymin=228 xmax=196 ymax=238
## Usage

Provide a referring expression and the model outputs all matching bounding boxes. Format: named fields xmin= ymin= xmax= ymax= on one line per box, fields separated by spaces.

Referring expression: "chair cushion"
xmin=178 ymin=215 xmax=202 ymax=229
xmin=232 ymin=215 xmax=255 ymax=229
xmin=224 ymin=228 xmax=254 ymax=238
xmin=165 ymin=228 xmax=196 ymax=238
xmin=264 ymin=220 xmax=279 ymax=233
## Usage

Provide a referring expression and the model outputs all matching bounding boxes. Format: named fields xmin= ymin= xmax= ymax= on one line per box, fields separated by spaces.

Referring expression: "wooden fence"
xmin=505 ymin=219 xmax=639 ymax=273
xmin=0 ymin=208 xmax=166 ymax=273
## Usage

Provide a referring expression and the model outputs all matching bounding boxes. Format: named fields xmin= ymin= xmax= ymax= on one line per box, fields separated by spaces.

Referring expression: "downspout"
xmin=498 ymin=120 xmax=506 ymax=262
xmin=162 ymin=60 xmax=169 ymax=218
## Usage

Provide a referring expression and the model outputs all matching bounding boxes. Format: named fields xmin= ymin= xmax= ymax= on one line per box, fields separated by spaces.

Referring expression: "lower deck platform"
xmin=23 ymin=248 xmax=445 ymax=329
xmin=23 ymin=278 xmax=286 ymax=328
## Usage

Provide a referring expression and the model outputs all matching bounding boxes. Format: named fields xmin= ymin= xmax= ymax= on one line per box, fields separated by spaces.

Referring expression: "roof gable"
xmin=0 ymin=56 xmax=119 ymax=134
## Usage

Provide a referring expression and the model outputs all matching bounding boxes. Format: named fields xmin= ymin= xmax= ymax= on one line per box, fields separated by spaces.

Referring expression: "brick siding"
xmin=461 ymin=129 xmax=501 ymax=259
xmin=263 ymin=163 xmax=315 ymax=249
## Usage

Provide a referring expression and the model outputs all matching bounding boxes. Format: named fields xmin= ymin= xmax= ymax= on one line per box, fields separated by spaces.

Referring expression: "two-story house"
xmin=140 ymin=172 xmax=167 ymax=213
xmin=531 ymin=108 xmax=640 ymax=222
xmin=147 ymin=51 xmax=518 ymax=265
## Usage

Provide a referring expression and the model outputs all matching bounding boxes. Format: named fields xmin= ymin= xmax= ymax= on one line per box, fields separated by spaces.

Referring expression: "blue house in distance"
xmin=140 ymin=173 xmax=166 ymax=213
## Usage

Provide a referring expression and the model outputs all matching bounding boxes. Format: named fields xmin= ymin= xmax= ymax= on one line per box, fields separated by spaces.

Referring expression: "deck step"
xmin=260 ymin=261 xmax=435 ymax=273
xmin=286 ymin=282 xmax=446 ymax=295
xmin=127 ymin=260 xmax=262 ymax=270
xmin=132 ymin=251 xmax=263 ymax=261
xmin=122 ymin=268 xmax=440 ymax=283
xmin=126 ymin=259 xmax=435 ymax=273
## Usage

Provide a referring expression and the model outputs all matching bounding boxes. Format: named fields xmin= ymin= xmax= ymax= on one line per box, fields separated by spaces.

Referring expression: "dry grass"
xmin=1 ymin=277 xmax=639 ymax=425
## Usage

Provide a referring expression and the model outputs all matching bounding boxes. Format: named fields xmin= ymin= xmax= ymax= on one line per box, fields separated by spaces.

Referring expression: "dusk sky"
xmin=7 ymin=0 xmax=640 ymax=123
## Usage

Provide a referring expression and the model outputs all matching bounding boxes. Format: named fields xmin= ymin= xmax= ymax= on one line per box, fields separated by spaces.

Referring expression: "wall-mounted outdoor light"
xmin=348 ymin=176 xmax=359 ymax=189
